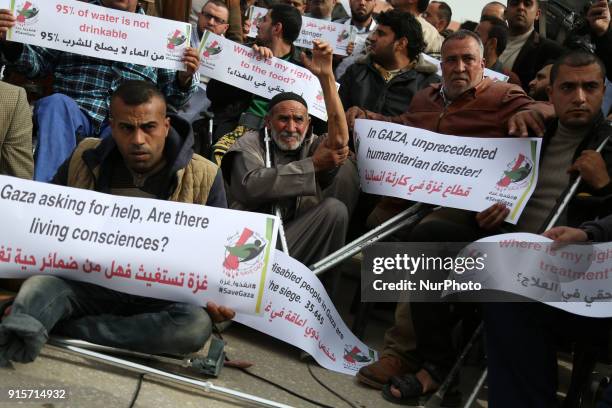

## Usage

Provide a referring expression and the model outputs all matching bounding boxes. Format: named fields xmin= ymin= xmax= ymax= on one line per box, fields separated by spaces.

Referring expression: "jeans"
xmin=33 ymin=94 xmax=112 ymax=182
xmin=0 ymin=275 xmax=212 ymax=365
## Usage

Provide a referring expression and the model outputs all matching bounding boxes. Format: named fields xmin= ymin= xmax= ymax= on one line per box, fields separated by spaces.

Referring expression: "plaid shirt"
xmin=8 ymin=1 xmax=197 ymax=132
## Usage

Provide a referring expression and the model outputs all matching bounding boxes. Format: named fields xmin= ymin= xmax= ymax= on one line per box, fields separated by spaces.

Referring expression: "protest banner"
xmin=354 ymin=119 xmax=541 ymax=223
xmin=247 ymin=6 xmax=353 ymax=56
xmin=0 ymin=175 xmax=278 ymax=314
xmin=421 ymin=53 xmax=510 ymax=83
xmin=6 ymin=0 xmax=191 ymax=70
xmin=197 ymin=31 xmax=331 ymax=121
xmin=235 ymin=250 xmax=378 ymax=375
xmin=448 ymin=233 xmax=612 ymax=318
xmin=0 ymin=176 xmax=377 ymax=375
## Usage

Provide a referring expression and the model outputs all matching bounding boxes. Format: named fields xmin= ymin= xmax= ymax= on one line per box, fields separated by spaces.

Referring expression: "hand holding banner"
xmin=247 ymin=6 xmax=353 ymax=56
xmin=7 ymin=0 xmax=192 ymax=70
xmin=354 ymin=119 xmax=541 ymax=223
xmin=0 ymin=175 xmax=377 ymax=375
xmin=197 ymin=31 xmax=331 ymax=121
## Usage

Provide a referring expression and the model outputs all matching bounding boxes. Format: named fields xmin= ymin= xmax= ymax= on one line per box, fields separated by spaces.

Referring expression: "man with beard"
xmin=207 ymin=4 xmax=303 ymax=164
xmin=527 ymin=63 xmax=552 ymax=101
xmin=340 ymin=10 xmax=439 ymax=119
xmin=498 ymin=0 xmax=564 ymax=91
xmin=222 ymin=41 xmax=359 ymax=268
xmin=334 ymin=0 xmax=378 ymax=78
xmin=475 ymin=15 xmax=521 ymax=85
xmin=0 ymin=0 xmax=200 ymax=183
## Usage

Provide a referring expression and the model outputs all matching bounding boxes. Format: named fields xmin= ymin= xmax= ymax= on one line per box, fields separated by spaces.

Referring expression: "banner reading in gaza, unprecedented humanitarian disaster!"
xmin=0 ymin=175 xmax=377 ymax=375
xmin=6 ymin=0 xmax=192 ymax=70
xmin=236 ymin=250 xmax=378 ymax=376
xmin=247 ymin=6 xmax=353 ymax=56
xmin=447 ymin=233 xmax=612 ymax=317
xmin=354 ymin=119 xmax=542 ymax=224
xmin=197 ymin=31 xmax=331 ymax=121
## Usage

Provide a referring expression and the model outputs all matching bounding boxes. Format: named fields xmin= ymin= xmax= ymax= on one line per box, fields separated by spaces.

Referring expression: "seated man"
xmin=353 ymin=30 xmax=554 ymax=397
xmin=484 ymin=50 xmax=612 ymax=408
xmin=178 ymin=0 xmax=231 ymax=123
xmin=527 ymin=62 xmax=553 ymax=101
xmin=0 ymin=81 xmax=33 ymax=179
xmin=0 ymin=1 xmax=200 ymax=182
xmin=340 ymin=10 xmax=439 ymax=122
xmin=0 ymin=80 xmax=232 ymax=365
xmin=207 ymin=4 xmax=303 ymax=164
xmin=221 ymin=40 xmax=359 ymax=269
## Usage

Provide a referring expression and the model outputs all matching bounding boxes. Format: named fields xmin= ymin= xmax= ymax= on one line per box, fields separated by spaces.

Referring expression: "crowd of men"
xmin=1 ymin=0 xmax=612 ymax=406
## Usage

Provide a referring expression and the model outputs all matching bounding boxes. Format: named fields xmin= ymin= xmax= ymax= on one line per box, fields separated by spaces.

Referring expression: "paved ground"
xmin=0 ymin=261 xmax=579 ymax=408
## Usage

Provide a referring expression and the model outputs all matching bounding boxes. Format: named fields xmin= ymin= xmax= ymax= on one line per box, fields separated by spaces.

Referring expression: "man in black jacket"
xmin=340 ymin=10 xmax=440 ymax=121
xmin=499 ymin=0 xmax=564 ymax=91
xmin=484 ymin=50 xmax=612 ymax=408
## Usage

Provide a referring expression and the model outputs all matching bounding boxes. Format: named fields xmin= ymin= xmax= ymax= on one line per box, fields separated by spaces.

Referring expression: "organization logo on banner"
xmin=222 ymin=228 xmax=267 ymax=278
xmin=166 ymin=29 xmax=187 ymax=50
xmin=16 ymin=1 xmax=39 ymax=25
xmin=202 ymin=38 xmax=222 ymax=59
xmin=496 ymin=153 xmax=533 ymax=191
xmin=337 ymin=29 xmax=349 ymax=43
xmin=342 ymin=345 xmax=374 ymax=370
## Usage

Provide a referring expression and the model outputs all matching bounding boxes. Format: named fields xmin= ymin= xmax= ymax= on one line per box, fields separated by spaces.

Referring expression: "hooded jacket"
xmin=52 ymin=114 xmax=227 ymax=208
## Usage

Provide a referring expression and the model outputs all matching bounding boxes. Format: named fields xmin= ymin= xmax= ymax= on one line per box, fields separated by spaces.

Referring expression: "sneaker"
xmin=356 ymin=355 xmax=413 ymax=389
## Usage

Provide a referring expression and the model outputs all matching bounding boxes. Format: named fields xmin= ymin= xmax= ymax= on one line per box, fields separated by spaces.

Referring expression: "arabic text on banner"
xmin=197 ymin=31 xmax=330 ymax=121
xmin=0 ymin=175 xmax=378 ymax=375
xmin=235 ymin=250 xmax=378 ymax=376
xmin=354 ymin=119 xmax=541 ymax=224
xmin=0 ymin=175 xmax=278 ymax=314
xmin=8 ymin=0 xmax=191 ymax=70
xmin=451 ymin=233 xmax=612 ymax=317
xmin=247 ymin=6 xmax=353 ymax=56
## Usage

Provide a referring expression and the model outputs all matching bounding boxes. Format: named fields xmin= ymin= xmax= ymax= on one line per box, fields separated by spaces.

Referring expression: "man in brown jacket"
xmin=353 ymin=30 xmax=555 ymax=401
xmin=0 ymin=81 xmax=33 ymax=180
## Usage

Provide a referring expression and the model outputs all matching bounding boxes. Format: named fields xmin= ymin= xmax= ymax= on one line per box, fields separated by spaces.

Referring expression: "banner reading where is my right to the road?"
xmin=354 ymin=119 xmax=542 ymax=224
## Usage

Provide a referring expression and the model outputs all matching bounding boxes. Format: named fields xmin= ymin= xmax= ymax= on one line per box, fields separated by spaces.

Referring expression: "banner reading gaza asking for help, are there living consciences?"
xmin=6 ymin=0 xmax=191 ymax=70
xmin=197 ymin=31 xmax=332 ymax=122
xmin=354 ymin=119 xmax=542 ymax=224
xmin=0 ymin=176 xmax=377 ymax=375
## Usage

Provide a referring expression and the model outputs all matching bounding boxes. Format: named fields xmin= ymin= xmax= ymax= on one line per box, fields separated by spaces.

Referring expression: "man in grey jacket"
xmin=222 ymin=40 xmax=359 ymax=268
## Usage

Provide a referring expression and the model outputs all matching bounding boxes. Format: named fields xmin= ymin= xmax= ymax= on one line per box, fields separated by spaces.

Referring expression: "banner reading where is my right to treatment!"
xmin=354 ymin=119 xmax=542 ymax=224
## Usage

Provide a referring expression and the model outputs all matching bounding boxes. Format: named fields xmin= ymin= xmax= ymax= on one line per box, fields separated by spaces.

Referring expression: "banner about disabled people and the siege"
xmin=354 ymin=119 xmax=542 ymax=224
xmin=236 ymin=250 xmax=378 ymax=375
xmin=0 ymin=175 xmax=376 ymax=375
xmin=449 ymin=233 xmax=612 ymax=317
xmin=6 ymin=0 xmax=191 ymax=70
xmin=421 ymin=54 xmax=510 ymax=83
xmin=247 ymin=6 xmax=353 ymax=56
xmin=197 ymin=31 xmax=331 ymax=121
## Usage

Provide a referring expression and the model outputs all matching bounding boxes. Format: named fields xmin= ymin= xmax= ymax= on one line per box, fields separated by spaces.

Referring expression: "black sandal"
xmin=381 ymin=362 xmax=452 ymax=406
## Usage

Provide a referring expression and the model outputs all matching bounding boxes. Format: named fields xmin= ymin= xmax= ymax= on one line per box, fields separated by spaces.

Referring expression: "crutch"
xmin=263 ymin=128 xmax=290 ymax=254
xmin=46 ymin=337 xmax=292 ymax=408
xmin=310 ymin=203 xmax=434 ymax=275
